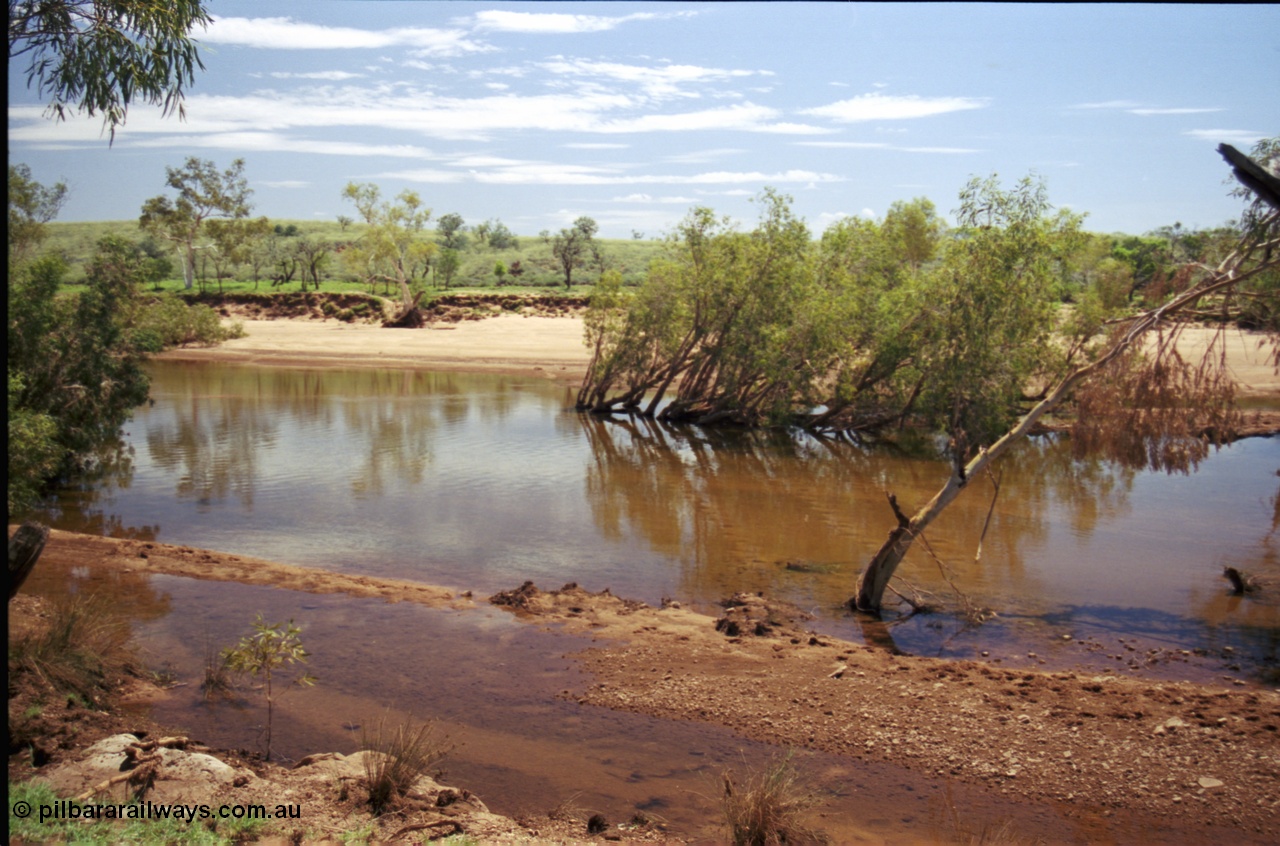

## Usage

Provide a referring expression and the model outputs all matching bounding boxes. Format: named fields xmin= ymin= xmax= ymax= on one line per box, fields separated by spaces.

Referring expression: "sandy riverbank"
xmin=159 ymin=314 xmax=591 ymax=382
xmin=158 ymin=315 xmax=1280 ymax=401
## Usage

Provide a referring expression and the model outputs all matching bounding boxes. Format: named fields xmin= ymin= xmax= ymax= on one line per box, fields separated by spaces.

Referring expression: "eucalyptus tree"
xmin=140 ymin=157 xmax=253 ymax=290
xmin=341 ymin=182 xmax=434 ymax=317
xmin=205 ymin=216 xmax=270 ymax=293
xmin=853 ymin=147 xmax=1280 ymax=613
xmin=544 ymin=215 xmax=601 ymax=289
xmin=9 ymin=0 xmax=211 ymax=141
xmin=8 ymin=164 xmax=67 ymax=266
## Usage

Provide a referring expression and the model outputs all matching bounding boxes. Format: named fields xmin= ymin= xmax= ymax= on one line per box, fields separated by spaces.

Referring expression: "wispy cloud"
xmin=471 ymin=10 xmax=694 ymax=34
xmin=796 ymin=140 xmax=979 ymax=154
xmin=1071 ymin=100 xmax=1143 ymax=110
xmin=269 ymin=71 xmax=364 ymax=80
xmin=901 ymin=146 xmax=980 ymax=154
xmin=1129 ymin=107 xmax=1223 ymax=116
xmin=662 ymin=148 xmax=745 ymax=164
xmin=261 ymin=180 xmax=310 ymax=189
xmin=611 ymin=193 xmax=700 ymax=204
xmin=796 ymin=141 xmax=891 ymax=149
xmin=801 ymin=93 xmax=988 ymax=122
xmin=1070 ymin=101 xmax=1224 ymax=116
xmin=563 ymin=143 xmax=629 ymax=150
xmin=1184 ymin=129 xmax=1266 ymax=145
xmin=200 ymin=16 xmax=494 ymax=57
xmin=386 ymin=159 xmax=841 ymax=187
xmin=539 ymin=58 xmax=771 ymax=99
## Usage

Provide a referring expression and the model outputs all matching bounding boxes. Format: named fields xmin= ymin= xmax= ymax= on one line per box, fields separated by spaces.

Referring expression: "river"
xmin=19 ymin=359 xmax=1280 ymax=841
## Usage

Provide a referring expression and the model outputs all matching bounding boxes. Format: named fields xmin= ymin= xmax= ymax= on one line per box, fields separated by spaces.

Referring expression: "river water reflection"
xmin=35 ymin=360 xmax=1280 ymax=678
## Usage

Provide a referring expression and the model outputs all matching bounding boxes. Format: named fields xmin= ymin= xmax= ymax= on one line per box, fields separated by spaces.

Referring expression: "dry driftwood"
xmin=8 ymin=520 xmax=49 ymax=600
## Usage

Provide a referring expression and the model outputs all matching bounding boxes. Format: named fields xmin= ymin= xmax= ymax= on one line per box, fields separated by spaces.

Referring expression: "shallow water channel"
xmin=22 ymin=360 xmax=1280 ymax=842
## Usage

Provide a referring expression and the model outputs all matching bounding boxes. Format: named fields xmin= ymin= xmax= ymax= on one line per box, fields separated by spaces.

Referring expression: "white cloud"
xmin=795 ymin=141 xmax=891 ymax=149
xmin=262 ymin=180 xmax=310 ymax=188
xmin=663 ymin=148 xmax=745 ymax=164
xmin=1071 ymin=100 xmax=1143 ymax=110
xmin=270 ymin=71 xmax=364 ymax=80
xmin=1128 ymin=107 xmax=1223 ymax=116
xmin=612 ymin=193 xmax=699 ymax=204
xmin=795 ymin=140 xmax=977 ymax=153
xmin=12 ymin=85 xmax=825 ymax=146
xmin=385 ymin=159 xmax=841 ymax=187
xmin=539 ymin=58 xmax=770 ymax=99
xmin=563 ymin=143 xmax=630 ymax=150
xmin=901 ymin=146 xmax=980 ymax=154
xmin=200 ymin=16 xmax=494 ymax=57
xmin=801 ymin=93 xmax=988 ymax=122
xmin=471 ymin=10 xmax=692 ymax=34
xmin=1184 ymin=129 xmax=1266 ymax=145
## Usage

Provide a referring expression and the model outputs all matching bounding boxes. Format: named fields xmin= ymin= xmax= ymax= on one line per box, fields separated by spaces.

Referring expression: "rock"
xmin=1198 ymin=777 xmax=1225 ymax=790
xmin=36 ymin=734 xmax=255 ymax=804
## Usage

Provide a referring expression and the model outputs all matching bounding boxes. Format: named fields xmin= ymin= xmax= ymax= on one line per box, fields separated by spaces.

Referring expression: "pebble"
xmin=1199 ymin=777 xmax=1225 ymax=790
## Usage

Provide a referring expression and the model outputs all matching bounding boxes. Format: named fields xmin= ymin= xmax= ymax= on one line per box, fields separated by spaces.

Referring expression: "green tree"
xmin=9 ymin=0 xmax=212 ymax=141
xmin=8 ymin=164 xmax=68 ymax=266
xmin=853 ymin=154 xmax=1278 ymax=613
xmin=341 ymin=182 xmax=434 ymax=315
xmin=8 ymin=238 xmax=151 ymax=508
xmin=436 ymin=212 xmax=468 ymax=251
xmin=494 ymin=260 xmax=508 ymax=286
xmin=7 ymin=370 xmax=60 ymax=514
xmin=880 ymin=197 xmax=944 ymax=273
xmin=205 ymin=216 xmax=269 ymax=293
xmin=436 ymin=248 xmax=461 ymax=289
xmin=139 ymin=157 xmax=253 ymax=290
xmin=543 ymin=215 xmax=601 ymax=290
xmin=476 ymin=218 xmax=519 ymax=250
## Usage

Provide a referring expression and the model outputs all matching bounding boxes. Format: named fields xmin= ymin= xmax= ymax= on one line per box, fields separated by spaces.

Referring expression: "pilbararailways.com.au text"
xmin=23 ymin=799 xmax=302 ymax=824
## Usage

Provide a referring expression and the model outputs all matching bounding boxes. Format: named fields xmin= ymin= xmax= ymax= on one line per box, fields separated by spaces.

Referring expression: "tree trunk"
xmin=9 ymin=520 xmax=49 ymax=600
xmin=182 ymin=246 xmax=195 ymax=290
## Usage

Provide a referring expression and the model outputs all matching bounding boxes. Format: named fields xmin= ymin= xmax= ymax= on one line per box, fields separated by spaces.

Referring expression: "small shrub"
xmin=222 ymin=615 xmax=316 ymax=761
xmin=721 ymin=751 xmax=826 ymax=846
xmin=361 ymin=714 xmax=451 ymax=815
xmin=134 ymin=295 xmax=241 ymax=348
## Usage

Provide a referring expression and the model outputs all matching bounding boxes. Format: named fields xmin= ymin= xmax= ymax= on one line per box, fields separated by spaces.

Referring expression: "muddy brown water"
xmin=19 ymin=360 xmax=1280 ymax=843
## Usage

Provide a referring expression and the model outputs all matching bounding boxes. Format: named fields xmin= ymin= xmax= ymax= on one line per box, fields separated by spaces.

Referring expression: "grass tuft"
xmin=360 ymin=714 xmax=452 ymax=815
xmin=8 ymin=593 xmax=134 ymax=706
xmin=720 ymin=750 xmax=826 ymax=846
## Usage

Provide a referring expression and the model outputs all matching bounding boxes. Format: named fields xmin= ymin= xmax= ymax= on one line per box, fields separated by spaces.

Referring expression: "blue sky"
xmin=8 ymin=2 xmax=1278 ymax=238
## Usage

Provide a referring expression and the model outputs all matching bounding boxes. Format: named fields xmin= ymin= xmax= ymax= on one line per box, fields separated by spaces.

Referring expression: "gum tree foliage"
xmin=855 ymin=146 xmax=1279 ymax=613
xmin=543 ymin=215 xmax=601 ymax=290
xmin=139 ymin=157 xmax=253 ymax=290
xmin=8 ymin=0 xmax=211 ymax=141
xmin=205 ymin=216 xmax=270 ymax=293
xmin=475 ymin=218 xmax=519 ymax=250
xmin=435 ymin=212 xmax=468 ymax=250
xmin=8 ymin=235 xmax=153 ymax=512
xmin=577 ymin=190 xmax=935 ymax=427
xmin=8 ymin=163 xmax=68 ymax=265
xmin=341 ymin=182 xmax=434 ymax=310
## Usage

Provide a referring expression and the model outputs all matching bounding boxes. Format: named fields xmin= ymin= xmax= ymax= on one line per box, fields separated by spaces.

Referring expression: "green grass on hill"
xmin=43 ymin=220 xmax=667 ymax=293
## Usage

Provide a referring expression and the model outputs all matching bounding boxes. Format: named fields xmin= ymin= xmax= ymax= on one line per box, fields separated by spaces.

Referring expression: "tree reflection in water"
xmin=580 ymin=414 xmax=1135 ymax=620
